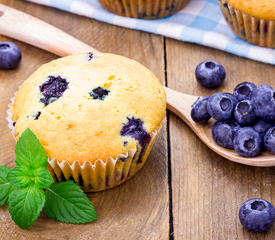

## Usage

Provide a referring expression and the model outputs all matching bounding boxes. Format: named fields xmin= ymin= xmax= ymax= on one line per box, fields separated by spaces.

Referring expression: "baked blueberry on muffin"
xmin=218 ymin=0 xmax=275 ymax=48
xmin=10 ymin=52 xmax=166 ymax=192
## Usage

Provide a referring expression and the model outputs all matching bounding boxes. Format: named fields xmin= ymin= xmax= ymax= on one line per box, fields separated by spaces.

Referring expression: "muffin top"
xmin=12 ymin=53 xmax=166 ymax=164
xmin=226 ymin=0 xmax=275 ymax=20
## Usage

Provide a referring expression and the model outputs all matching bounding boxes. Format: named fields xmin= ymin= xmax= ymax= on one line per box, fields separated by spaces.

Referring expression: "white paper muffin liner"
xmin=98 ymin=0 xmax=190 ymax=19
xmin=218 ymin=0 xmax=275 ymax=48
xmin=7 ymin=92 xmax=161 ymax=192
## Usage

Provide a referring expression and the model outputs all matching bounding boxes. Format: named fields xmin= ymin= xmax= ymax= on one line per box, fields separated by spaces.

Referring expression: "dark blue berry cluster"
xmin=191 ymin=81 xmax=275 ymax=157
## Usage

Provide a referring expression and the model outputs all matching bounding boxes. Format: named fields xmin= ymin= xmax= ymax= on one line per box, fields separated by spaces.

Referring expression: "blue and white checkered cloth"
xmin=25 ymin=0 xmax=275 ymax=65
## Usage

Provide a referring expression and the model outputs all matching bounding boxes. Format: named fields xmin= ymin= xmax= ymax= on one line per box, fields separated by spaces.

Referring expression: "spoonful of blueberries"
xmin=166 ymin=61 xmax=275 ymax=167
xmin=0 ymin=4 xmax=274 ymax=167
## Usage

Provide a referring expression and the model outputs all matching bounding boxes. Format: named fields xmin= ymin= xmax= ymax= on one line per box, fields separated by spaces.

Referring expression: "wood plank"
xmin=166 ymin=39 xmax=275 ymax=240
xmin=0 ymin=1 xmax=169 ymax=239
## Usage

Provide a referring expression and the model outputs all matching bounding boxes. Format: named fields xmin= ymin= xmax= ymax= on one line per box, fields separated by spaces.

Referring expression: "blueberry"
xmin=212 ymin=120 xmax=239 ymax=149
xmin=207 ymin=93 xmax=237 ymax=121
xmin=191 ymin=96 xmax=211 ymax=124
xmin=120 ymin=117 xmax=151 ymax=147
xmin=239 ymin=198 xmax=275 ymax=232
xmin=264 ymin=126 xmax=275 ymax=154
xmin=233 ymin=82 xmax=256 ymax=101
xmin=89 ymin=87 xmax=109 ymax=100
xmin=234 ymin=100 xmax=257 ymax=126
xmin=253 ymin=120 xmax=273 ymax=137
xmin=251 ymin=84 xmax=275 ymax=122
xmin=40 ymin=76 xmax=69 ymax=105
xmin=258 ymin=84 xmax=273 ymax=91
xmin=233 ymin=127 xmax=262 ymax=157
xmin=0 ymin=41 xmax=21 ymax=69
xmin=195 ymin=60 xmax=226 ymax=89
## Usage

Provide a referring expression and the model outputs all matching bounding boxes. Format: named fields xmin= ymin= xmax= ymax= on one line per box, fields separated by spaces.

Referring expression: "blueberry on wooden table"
xmin=233 ymin=82 xmax=256 ymax=101
xmin=239 ymin=199 xmax=275 ymax=233
xmin=0 ymin=41 xmax=21 ymax=69
xmin=191 ymin=96 xmax=211 ymax=124
xmin=207 ymin=92 xmax=237 ymax=121
xmin=233 ymin=127 xmax=262 ymax=157
xmin=195 ymin=60 xmax=226 ymax=89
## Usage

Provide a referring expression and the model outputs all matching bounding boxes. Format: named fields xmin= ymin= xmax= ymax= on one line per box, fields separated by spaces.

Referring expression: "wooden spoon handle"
xmin=0 ymin=4 xmax=98 ymax=56
xmin=165 ymin=87 xmax=198 ymax=125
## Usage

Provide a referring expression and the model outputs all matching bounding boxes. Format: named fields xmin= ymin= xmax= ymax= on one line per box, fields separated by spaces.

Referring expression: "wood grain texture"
xmin=0 ymin=3 xmax=96 ymax=56
xmin=166 ymin=39 xmax=275 ymax=240
xmin=0 ymin=1 xmax=169 ymax=239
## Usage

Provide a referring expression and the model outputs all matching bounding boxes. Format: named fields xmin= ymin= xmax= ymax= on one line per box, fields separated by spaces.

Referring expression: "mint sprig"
xmin=0 ymin=128 xmax=97 ymax=229
xmin=0 ymin=166 xmax=13 ymax=206
xmin=7 ymin=166 xmax=34 ymax=188
xmin=15 ymin=128 xmax=48 ymax=168
xmin=8 ymin=186 xmax=45 ymax=229
xmin=7 ymin=166 xmax=53 ymax=188
xmin=44 ymin=181 xmax=97 ymax=223
xmin=35 ymin=168 xmax=54 ymax=188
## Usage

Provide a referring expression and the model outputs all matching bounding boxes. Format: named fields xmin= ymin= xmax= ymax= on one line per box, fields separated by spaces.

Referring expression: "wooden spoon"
xmin=0 ymin=4 xmax=274 ymax=167
xmin=165 ymin=88 xmax=275 ymax=167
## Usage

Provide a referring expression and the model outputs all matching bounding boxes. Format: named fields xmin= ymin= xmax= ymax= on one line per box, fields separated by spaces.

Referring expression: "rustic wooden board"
xmin=166 ymin=39 xmax=275 ymax=239
xmin=2 ymin=1 xmax=275 ymax=239
xmin=0 ymin=1 xmax=169 ymax=239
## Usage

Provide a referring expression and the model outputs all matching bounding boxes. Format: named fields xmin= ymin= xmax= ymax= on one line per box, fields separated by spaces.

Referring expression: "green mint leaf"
xmin=0 ymin=166 xmax=10 ymax=179
xmin=8 ymin=186 xmax=45 ymax=229
xmin=7 ymin=166 xmax=30 ymax=188
xmin=44 ymin=180 xmax=97 ymax=224
xmin=35 ymin=168 xmax=54 ymax=188
xmin=0 ymin=166 xmax=13 ymax=206
xmin=7 ymin=166 xmax=53 ymax=189
xmin=15 ymin=128 xmax=47 ymax=169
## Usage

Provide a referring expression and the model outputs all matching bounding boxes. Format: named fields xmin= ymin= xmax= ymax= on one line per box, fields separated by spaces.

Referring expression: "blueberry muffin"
xmin=98 ymin=0 xmax=190 ymax=19
xmin=218 ymin=0 xmax=275 ymax=48
xmin=9 ymin=52 xmax=166 ymax=192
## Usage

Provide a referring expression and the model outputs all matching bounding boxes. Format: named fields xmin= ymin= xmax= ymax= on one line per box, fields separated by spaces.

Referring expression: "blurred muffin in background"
xmin=218 ymin=0 xmax=275 ymax=48
xmin=98 ymin=0 xmax=190 ymax=19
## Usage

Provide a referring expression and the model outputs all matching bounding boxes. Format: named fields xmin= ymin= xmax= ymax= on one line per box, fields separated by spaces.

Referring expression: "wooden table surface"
xmin=0 ymin=1 xmax=275 ymax=239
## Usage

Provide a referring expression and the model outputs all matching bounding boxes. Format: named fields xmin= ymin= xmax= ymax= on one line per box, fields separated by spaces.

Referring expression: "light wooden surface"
xmin=0 ymin=1 xmax=275 ymax=240
xmin=0 ymin=3 xmax=96 ymax=56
